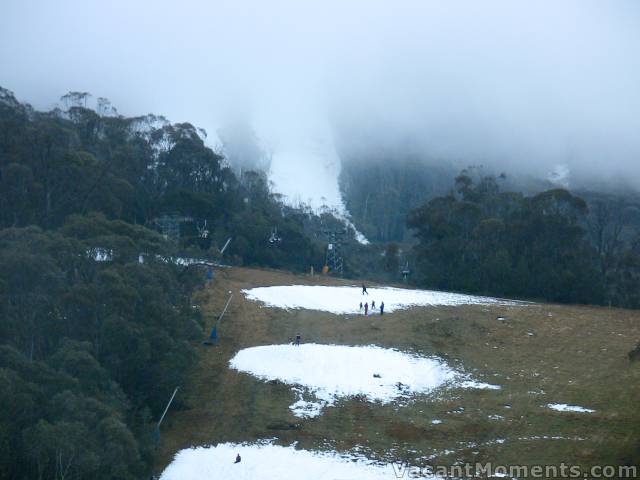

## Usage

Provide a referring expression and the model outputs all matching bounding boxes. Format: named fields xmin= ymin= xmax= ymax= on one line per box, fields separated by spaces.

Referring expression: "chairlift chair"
xmin=402 ymin=261 xmax=410 ymax=281
xmin=268 ymin=226 xmax=282 ymax=245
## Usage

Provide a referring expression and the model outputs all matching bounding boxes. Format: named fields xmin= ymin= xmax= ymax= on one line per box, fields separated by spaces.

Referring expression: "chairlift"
xmin=268 ymin=226 xmax=282 ymax=245
xmin=402 ymin=261 xmax=410 ymax=281
xmin=196 ymin=219 xmax=209 ymax=239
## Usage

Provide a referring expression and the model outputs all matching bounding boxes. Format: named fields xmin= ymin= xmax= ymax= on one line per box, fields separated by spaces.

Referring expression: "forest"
xmin=0 ymin=87 xmax=329 ymax=479
xmin=408 ymin=169 xmax=640 ymax=307
xmin=339 ymin=153 xmax=456 ymax=243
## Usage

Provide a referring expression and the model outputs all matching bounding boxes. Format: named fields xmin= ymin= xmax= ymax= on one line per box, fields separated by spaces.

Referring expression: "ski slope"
xmin=230 ymin=344 xmax=455 ymax=404
xmin=160 ymin=442 xmax=410 ymax=480
xmin=262 ymin=117 xmax=370 ymax=245
xmin=230 ymin=344 xmax=499 ymax=417
xmin=242 ymin=284 xmax=521 ymax=314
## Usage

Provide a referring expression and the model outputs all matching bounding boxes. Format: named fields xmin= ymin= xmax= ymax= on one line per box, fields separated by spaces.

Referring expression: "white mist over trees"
xmin=2 ymin=0 xmax=639 ymax=195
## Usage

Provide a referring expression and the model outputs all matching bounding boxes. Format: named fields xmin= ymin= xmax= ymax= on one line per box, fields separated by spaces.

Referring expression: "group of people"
xmin=288 ymin=284 xmax=384 ymax=350
xmin=359 ymin=300 xmax=384 ymax=315
xmin=360 ymin=284 xmax=384 ymax=315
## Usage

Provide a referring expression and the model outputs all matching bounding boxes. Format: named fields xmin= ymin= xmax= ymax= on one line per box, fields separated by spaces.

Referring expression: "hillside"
xmin=156 ymin=266 xmax=640 ymax=476
xmin=2 ymin=85 xmax=640 ymax=480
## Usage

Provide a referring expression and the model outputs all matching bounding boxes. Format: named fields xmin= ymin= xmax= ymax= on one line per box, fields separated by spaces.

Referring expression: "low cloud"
xmin=2 ymin=0 xmax=639 ymax=189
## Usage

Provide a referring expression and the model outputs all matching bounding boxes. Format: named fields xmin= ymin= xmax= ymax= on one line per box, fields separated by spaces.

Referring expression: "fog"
xmin=2 ymin=0 xmax=639 ymax=206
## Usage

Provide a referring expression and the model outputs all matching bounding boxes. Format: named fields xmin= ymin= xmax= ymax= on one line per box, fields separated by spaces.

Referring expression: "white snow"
xmin=160 ymin=442 xmax=404 ymax=480
xmin=153 ymin=255 xmax=228 ymax=268
xmin=88 ymin=247 xmax=113 ymax=262
xmin=289 ymin=388 xmax=325 ymax=418
xmin=517 ymin=435 xmax=586 ymax=441
xmin=267 ymin=139 xmax=343 ymax=214
xmin=263 ymin=118 xmax=370 ymax=245
xmin=353 ymin=228 xmax=370 ymax=245
xmin=230 ymin=343 xmax=499 ymax=418
xmin=230 ymin=344 xmax=455 ymax=415
xmin=243 ymin=285 xmax=520 ymax=314
xmin=289 ymin=398 xmax=325 ymax=418
xmin=459 ymin=380 xmax=501 ymax=390
xmin=547 ymin=403 xmax=595 ymax=413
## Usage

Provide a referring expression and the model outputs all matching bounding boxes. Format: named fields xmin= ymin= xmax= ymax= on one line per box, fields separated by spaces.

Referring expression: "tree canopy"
xmin=408 ymin=171 xmax=640 ymax=306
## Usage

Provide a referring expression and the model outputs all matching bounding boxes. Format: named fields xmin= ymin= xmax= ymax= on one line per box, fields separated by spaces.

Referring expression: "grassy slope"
xmin=156 ymin=267 xmax=640 ymax=472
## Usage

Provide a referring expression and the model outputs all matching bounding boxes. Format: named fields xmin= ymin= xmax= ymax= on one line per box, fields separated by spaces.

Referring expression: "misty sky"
xmin=2 ymin=0 xmax=640 ymax=193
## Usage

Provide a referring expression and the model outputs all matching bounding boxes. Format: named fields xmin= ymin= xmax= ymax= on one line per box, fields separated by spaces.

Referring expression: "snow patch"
xmin=289 ymin=388 xmax=325 ymax=418
xmin=547 ymin=403 xmax=595 ymax=413
xmin=230 ymin=343 xmax=500 ymax=418
xmin=243 ymin=285 xmax=520 ymax=314
xmin=160 ymin=442 xmax=406 ymax=480
xmin=230 ymin=344 xmax=455 ymax=417
xmin=458 ymin=380 xmax=501 ymax=390
xmin=517 ymin=435 xmax=586 ymax=441
xmin=288 ymin=398 xmax=325 ymax=418
xmin=353 ymin=229 xmax=370 ymax=245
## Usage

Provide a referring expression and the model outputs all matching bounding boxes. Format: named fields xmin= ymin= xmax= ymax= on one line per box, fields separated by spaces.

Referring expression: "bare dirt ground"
xmin=156 ymin=266 xmax=640 ymax=473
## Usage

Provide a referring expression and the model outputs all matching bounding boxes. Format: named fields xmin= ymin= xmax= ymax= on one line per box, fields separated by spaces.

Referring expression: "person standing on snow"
xmin=362 ymin=284 xmax=368 ymax=295
xmin=359 ymin=301 xmax=363 ymax=311
xmin=371 ymin=300 xmax=376 ymax=309
xmin=364 ymin=302 xmax=368 ymax=315
xmin=380 ymin=302 xmax=384 ymax=315
xmin=295 ymin=333 xmax=301 ymax=346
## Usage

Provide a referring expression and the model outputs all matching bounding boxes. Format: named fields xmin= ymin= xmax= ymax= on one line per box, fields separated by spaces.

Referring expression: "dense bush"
xmin=408 ymin=171 xmax=640 ymax=306
xmin=0 ymin=87 xmax=327 ymax=478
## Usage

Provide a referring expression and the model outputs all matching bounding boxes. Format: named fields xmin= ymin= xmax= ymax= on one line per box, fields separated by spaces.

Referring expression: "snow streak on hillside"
xmin=255 ymin=116 xmax=369 ymax=244
xmin=547 ymin=403 xmax=595 ymax=413
xmin=267 ymin=138 xmax=343 ymax=214
xmin=230 ymin=344 xmax=500 ymax=418
xmin=242 ymin=285 xmax=521 ymax=314
xmin=160 ymin=442 xmax=408 ymax=480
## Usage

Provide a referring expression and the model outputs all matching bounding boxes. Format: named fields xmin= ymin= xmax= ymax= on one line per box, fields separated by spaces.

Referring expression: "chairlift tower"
xmin=401 ymin=260 xmax=411 ymax=283
xmin=322 ymin=228 xmax=347 ymax=276
xmin=151 ymin=214 xmax=194 ymax=243
xmin=196 ymin=219 xmax=209 ymax=239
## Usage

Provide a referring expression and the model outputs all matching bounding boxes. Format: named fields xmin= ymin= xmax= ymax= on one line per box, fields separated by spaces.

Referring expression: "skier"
xmin=295 ymin=333 xmax=301 ymax=346
xmin=364 ymin=302 xmax=368 ymax=315
xmin=235 ymin=453 xmax=241 ymax=464
xmin=362 ymin=283 xmax=368 ymax=295
xmin=371 ymin=300 xmax=376 ymax=309
xmin=380 ymin=302 xmax=384 ymax=315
